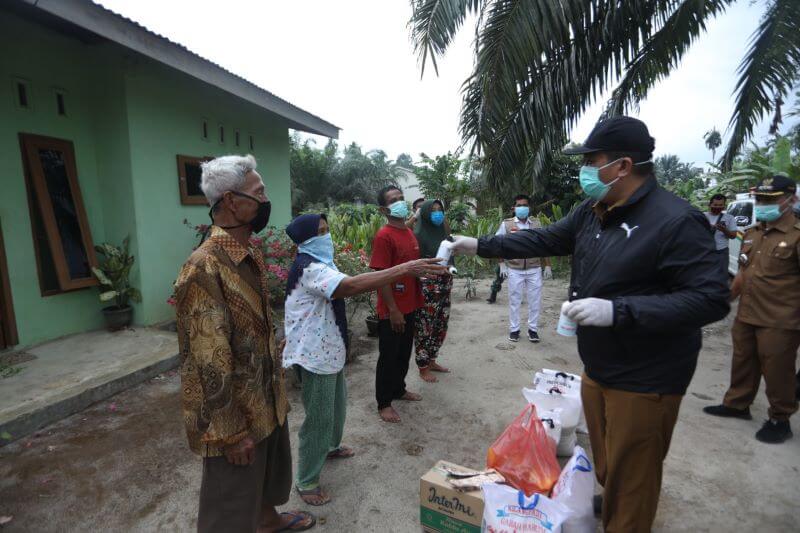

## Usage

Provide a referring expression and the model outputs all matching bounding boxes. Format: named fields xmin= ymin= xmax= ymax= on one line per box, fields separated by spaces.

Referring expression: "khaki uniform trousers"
xmin=581 ymin=374 xmax=683 ymax=533
xmin=723 ymin=318 xmax=800 ymax=421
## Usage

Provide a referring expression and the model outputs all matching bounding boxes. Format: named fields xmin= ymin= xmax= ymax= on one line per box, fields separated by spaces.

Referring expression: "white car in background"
xmin=725 ymin=193 xmax=757 ymax=276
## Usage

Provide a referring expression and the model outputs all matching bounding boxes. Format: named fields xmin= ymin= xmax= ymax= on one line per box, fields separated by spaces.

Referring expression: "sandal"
xmin=275 ymin=511 xmax=316 ymax=532
xmin=327 ymin=446 xmax=355 ymax=459
xmin=296 ymin=486 xmax=331 ymax=507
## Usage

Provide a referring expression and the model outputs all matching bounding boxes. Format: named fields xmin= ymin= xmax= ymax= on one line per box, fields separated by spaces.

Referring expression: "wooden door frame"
xmin=0 ymin=219 xmax=19 ymax=348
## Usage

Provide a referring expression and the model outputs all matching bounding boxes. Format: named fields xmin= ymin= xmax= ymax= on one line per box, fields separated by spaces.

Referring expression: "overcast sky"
xmin=98 ymin=0 xmax=790 ymax=168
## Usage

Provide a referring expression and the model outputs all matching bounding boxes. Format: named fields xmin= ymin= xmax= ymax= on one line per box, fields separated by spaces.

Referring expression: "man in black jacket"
xmin=446 ymin=116 xmax=730 ymax=532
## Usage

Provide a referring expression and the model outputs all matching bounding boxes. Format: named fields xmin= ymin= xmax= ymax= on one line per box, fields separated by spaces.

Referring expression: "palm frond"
xmin=605 ymin=0 xmax=732 ymax=117
xmin=721 ymin=0 xmax=800 ymax=169
xmin=409 ymin=0 xmax=484 ymax=76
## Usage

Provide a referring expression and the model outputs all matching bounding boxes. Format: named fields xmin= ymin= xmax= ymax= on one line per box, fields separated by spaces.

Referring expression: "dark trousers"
xmin=715 ymin=249 xmax=730 ymax=277
xmin=582 ymin=374 xmax=683 ymax=533
xmin=197 ymin=422 xmax=292 ymax=533
xmin=376 ymin=310 xmax=416 ymax=409
xmin=723 ymin=319 xmax=800 ymax=421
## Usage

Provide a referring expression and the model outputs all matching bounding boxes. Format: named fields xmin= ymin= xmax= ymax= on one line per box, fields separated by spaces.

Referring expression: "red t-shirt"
xmin=369 ymin=224 xmax=424 ymax=318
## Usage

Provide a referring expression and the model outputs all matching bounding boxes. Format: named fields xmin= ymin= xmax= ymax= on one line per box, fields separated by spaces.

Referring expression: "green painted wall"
xmin=123 ymin=60 xmax=291 ymax=325
xmin=0 ymin=11 xmax=293 ymax=347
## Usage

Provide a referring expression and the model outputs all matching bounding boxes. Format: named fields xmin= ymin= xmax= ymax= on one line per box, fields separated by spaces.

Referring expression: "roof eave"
xmin=24 ymin=0 xmax=340 ymax=138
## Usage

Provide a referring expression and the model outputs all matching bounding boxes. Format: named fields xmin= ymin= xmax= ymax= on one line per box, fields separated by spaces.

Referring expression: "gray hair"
xmin=200 ymin=154 xmax=258 ymax=206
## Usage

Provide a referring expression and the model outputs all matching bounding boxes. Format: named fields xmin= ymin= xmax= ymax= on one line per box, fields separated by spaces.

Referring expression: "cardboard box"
xmin=420 ymin=461 xmax=484 ymax=533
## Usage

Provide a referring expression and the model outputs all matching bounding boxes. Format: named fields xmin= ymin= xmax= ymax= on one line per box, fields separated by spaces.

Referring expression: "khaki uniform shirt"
xmin=175 ymin=226 xmax=288 ymax=457
xmin=737 ymin=216 xmax=800 ymax=330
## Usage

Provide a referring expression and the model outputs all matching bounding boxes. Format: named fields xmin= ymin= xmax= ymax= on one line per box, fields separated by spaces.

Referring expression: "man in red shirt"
xmin=370 ymin=185 xmax=425 ymax=423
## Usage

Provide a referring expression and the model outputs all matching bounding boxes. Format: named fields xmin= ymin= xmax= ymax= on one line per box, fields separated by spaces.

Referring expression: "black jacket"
xmin=478 ymin=179 xmax=730 ymax=394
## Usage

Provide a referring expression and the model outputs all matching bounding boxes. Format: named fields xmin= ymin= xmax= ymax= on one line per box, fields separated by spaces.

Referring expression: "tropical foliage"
xmin=409 ymin=0 xmax=800 ymax=191
xmin=654 ymin=154 xmax=702 ymax=185
xmin=92 ymin=237 xmax=142 ymax=309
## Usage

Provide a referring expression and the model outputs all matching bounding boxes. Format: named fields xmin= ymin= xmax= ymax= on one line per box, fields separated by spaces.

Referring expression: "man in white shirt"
xmin=495 ymin=194 xmax=552 ymax=343
xmin=704 ymin=194 xmax=737 ymax=277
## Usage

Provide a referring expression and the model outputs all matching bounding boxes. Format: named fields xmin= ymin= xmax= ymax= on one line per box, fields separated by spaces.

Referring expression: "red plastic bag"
xmin=486 ymin=404 xmax=561 ymax=496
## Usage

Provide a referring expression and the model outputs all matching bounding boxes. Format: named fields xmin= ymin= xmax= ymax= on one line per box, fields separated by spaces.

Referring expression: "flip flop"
xmin=276 ymin=510 xmax=316 ymax=531
xmin=327 ymin=446 xmax=355 ymax=459
xmin=296 ymin=486 xmax=331 ymax=507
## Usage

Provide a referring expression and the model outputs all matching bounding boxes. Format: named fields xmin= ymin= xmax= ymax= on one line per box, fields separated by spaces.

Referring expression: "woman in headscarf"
xmin=283 ymin=214 xmax=444 ymax=506
xmin=413 ymin=199 xmax=454 ymax=383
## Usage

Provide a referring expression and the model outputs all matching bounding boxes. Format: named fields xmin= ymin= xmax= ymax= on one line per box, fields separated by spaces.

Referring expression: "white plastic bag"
xmin=534 ymin=370 xmax=588 ymax=435
xmin=556 ymin=427 xmax=577 ymax=458
xmin=522 ymin=388 xmax=581 ymax=430
xmin=481 ymin=482 xmax=570 ymax=533
xmin=551 ymin=446 xmax=596 ymax=533
xmin=537 ymin=408 xmax=563 ymax=448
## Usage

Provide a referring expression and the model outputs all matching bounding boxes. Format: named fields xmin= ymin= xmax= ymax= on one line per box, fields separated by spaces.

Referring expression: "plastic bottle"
xmin=556 ymin=301 xmax=577 ymax=337
xmin=435 ymin=241 xmax=452 ymax=266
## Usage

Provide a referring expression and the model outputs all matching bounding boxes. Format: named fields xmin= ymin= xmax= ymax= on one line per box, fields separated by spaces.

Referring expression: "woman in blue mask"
xmin=413 ymin=200 xmax=454 ymax=382
xmin=283 ymin=214 xmax=445 ymax=506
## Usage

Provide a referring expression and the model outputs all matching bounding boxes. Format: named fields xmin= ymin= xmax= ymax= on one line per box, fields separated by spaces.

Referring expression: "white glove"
xmin=448 ymin=235 xmax=478 ymax=256
xmin=543 ymin=266 xmax=553 ymax=280
xmin=499 ymin=263 xmax=509 ymax=279
xmin=565 ymin=298 xmax=614 ymax=327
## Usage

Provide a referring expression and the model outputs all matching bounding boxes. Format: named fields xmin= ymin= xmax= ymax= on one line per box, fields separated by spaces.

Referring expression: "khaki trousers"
xmin=723 ymin=319 xmax=800 ymax=421
xmin=581 ymin=374 xmax=683 ymax=533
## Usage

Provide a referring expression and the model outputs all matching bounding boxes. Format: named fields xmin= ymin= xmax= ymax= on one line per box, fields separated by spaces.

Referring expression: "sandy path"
xmin=0 ymin=278 xmax=798 ymax=532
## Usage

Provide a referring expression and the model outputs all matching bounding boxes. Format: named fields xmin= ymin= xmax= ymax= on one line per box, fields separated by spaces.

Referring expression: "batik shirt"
xmin=175 ymin=226 xmax=288 ymax=457
xmin=283 ymin=262 xmax=347 ymax=374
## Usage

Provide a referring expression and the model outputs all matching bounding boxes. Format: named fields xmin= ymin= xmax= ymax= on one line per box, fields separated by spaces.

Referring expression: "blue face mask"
xmin=755 ymin=201 xmax=787 ymax=222
xmin=579 ymin=158 xmax=653 ymax=201
xmin=388 ymin=200 xmax=409 ymax=219
xmin=430 ymin=211 xmax=445 ymax=226
xmin=298 ymin=233 xmax=336 ymax=268
xmin=514 ymin=206 xmax=530 ymax=220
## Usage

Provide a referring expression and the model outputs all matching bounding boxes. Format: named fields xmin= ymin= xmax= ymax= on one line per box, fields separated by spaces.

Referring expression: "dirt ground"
xmin=1 ymin=278 xmax=798 ymax=532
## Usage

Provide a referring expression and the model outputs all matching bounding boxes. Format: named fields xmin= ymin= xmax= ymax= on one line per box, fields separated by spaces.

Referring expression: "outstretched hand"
xmin=404 ymin=257 xmax=449 ymax=278
xmin=446 ymin=235 xmax=478 ymax=256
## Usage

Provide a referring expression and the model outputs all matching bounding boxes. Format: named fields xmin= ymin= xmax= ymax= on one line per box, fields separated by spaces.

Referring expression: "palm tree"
xmin=704 ymin=128 xmax=722 ymax=162
xmin=409 ymin=0 xmax=800 ymax=190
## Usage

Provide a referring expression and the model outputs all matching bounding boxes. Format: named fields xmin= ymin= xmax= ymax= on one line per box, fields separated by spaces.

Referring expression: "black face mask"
xmin=209 ymin=191 xmax=271 ymax=233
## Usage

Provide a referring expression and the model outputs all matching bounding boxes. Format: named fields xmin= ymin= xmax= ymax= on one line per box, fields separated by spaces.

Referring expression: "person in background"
xmin=704 ymin=175 xmax=800 ymax=443
xmin=283 ymin=214 xmax=444 ymax=506
xmin=174 ymin=155 xmax=315 ymax=532
xmin=494 ymin=194 xmax=552 ymax=342
xmin=445 ymin=116 xmax=730 ymax=532
xmin=405 ymin=198 xmax=426 ymax=229
xmin=705 ymin=193 xmax=737 ymax=277
xmin=413 ymin=199 xmax=454 ymax=383
xmin=371 ymin=186 xmax=425 ymax=423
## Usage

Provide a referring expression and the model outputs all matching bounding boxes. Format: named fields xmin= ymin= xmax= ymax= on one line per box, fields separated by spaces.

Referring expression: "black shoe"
xmin=593 ymin=494 xmax=602 ymax=516
xmin=486 ymin=296 xmax=496 ymax=304
xmin=528 ymin=329 xmax=540 ymax=343
xmin=703 ymin=404 xmax=752 ymax=420
xmin=508 ymin=331 xmax=520 ymax=342
xmin=755 ymin=419 xmax=792 ymax=444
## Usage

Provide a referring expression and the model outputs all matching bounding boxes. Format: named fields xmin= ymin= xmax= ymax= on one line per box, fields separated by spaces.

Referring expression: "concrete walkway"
xmin=0 ymin=328 xmax=178 ymax=444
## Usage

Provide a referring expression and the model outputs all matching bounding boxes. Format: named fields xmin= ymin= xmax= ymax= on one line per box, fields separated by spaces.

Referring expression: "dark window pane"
xmin=37 ymin=149 xmax=90 ymax=279
xmin=184 ymin=161 xmax=203 ymax=196
xmin=29 ymin=192 xmax=60 ymax=293
xmin=17 ymin=83 xmax=28 ymax=107
xmin=56 ymin=93 xmax=66 ymax=115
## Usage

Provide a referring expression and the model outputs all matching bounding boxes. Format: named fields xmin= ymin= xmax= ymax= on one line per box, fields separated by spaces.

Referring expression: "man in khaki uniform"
xmin=705 ymin=175 xmax=800 ymax=443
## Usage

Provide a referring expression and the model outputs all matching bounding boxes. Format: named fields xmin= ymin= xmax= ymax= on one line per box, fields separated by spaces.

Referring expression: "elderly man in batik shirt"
xmin=175 ymin=154 xmax=315 ymax=533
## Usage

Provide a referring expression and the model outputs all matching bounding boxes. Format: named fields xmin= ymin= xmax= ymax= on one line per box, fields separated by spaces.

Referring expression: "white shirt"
xmin=704 ymin=211 xmax=736 ymax=251
xmin=283 ymin=262 xmax=348 ymax=374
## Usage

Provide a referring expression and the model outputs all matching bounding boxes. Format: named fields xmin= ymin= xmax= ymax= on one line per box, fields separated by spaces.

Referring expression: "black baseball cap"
xmin=564 ymin=116 xmax=655 ymax=157
xmin=753 ymin=175 xmax=797 ymax=197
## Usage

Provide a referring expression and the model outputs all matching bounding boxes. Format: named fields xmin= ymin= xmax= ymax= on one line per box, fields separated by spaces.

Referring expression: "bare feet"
xmin=327 ymin=445 xmax=355 ymax=459
xmin=296 ymin=486 xmax=331 ymax=507
xmin=379 ymin=406 xmax=401 ymax=423
xmin=399 ymin=391 xmax=422 ymax=401
xmin=258 ymin=510 xmax=316 ymax=532
xmin=429 ymin=361 xmax=450 ymax=373
xmin=419 ymin=368 xmax=438 ymax=383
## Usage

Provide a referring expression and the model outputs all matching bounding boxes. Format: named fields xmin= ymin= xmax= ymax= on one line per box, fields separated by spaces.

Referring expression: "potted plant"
xmin=91 ymin=236 xmax=141 ymax=331
xmin=364 ymin=294 xmax=379 ymax=337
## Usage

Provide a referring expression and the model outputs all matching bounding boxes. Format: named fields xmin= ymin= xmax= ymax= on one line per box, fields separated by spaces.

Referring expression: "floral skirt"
xmin=414 ymin=275 xmax=453 ymax=368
